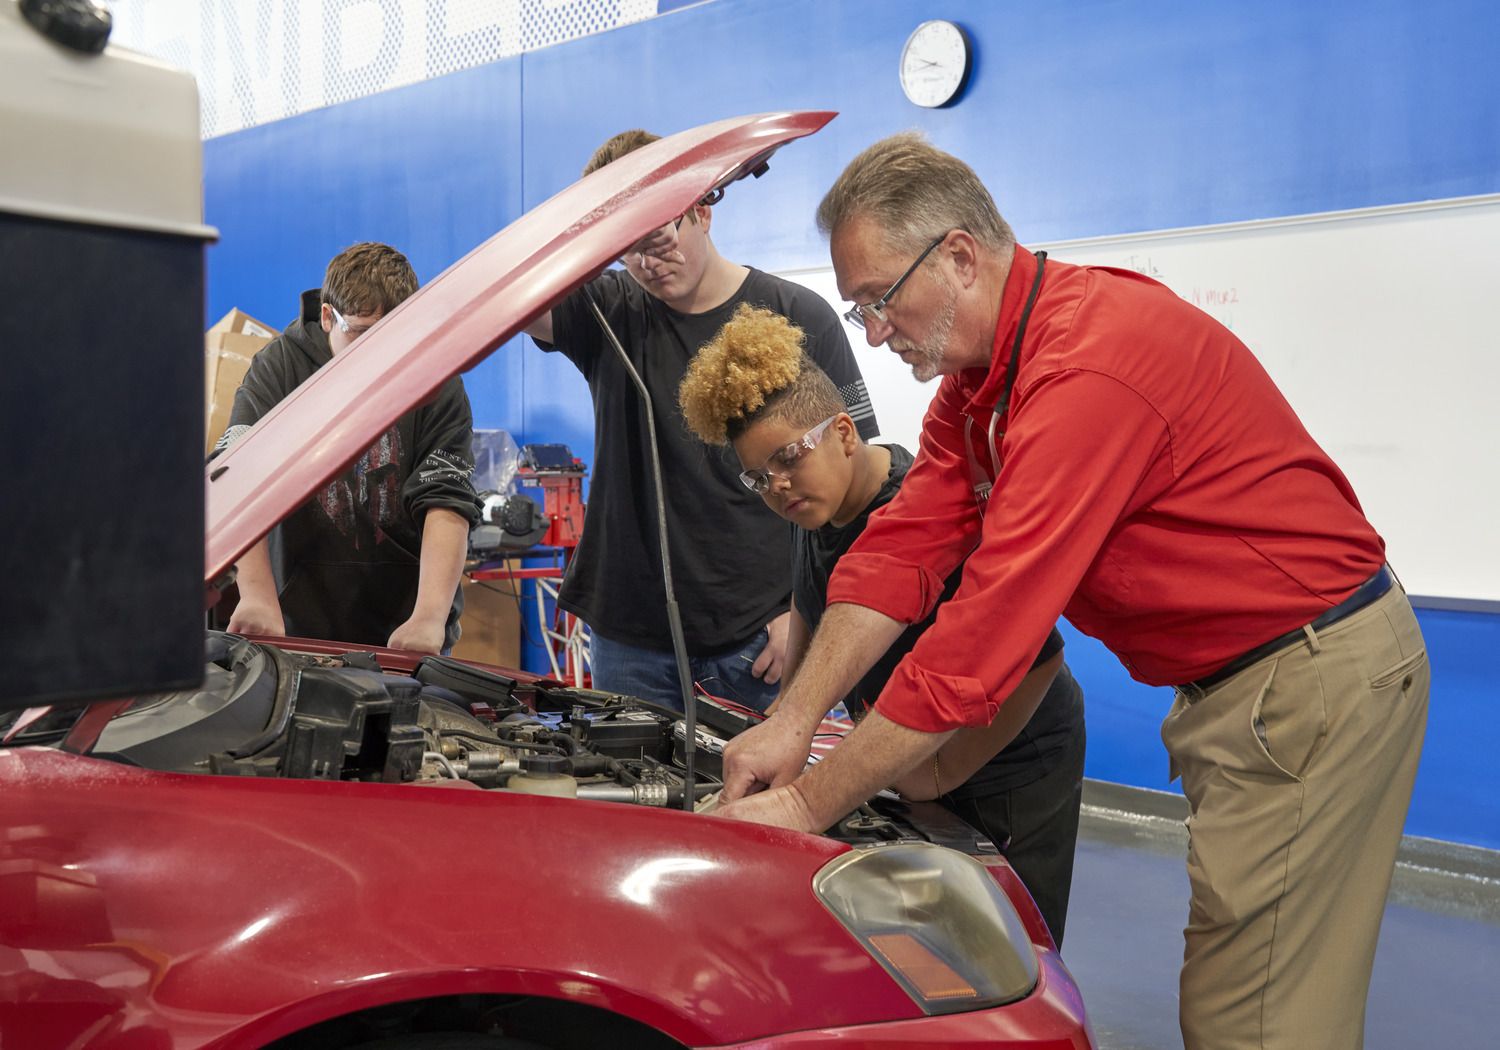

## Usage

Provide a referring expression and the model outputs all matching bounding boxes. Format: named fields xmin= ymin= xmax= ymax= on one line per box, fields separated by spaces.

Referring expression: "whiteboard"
xmin=780 ymin=194 xmax=1500 ymax=603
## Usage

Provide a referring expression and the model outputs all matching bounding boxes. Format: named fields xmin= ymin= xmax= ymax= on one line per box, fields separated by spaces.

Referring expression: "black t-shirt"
xmin=541 ymin=268 xmax=878 ymax=654
xmin=794 ymin=444 xmax=1084 ymax=796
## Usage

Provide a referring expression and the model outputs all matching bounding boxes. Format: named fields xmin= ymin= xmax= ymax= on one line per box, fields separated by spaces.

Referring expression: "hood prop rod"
xmin=584 ymin=292 xmax=698 ymax=810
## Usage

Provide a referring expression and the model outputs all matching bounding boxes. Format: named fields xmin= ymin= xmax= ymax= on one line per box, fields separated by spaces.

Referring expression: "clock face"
xmin=900 ymin=20 xmax=971 ymax=108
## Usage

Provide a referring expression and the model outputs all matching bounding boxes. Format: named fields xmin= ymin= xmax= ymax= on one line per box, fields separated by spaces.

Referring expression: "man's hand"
xmin=750 ymin=610 xmax=792 ymax=684
xmin=723 ymin=604 xmax=905 ymax=803
xmin=227 ymin=597 xmax=285 ymax=637
xmin=228 ymin=540 xmax=283 ymax=637
xmin=715 ymin=782 xmax=819 ymax=833
xmin=388 ymin=613 xmax=446 ymax=655
xmin=628 ymin=221 xmax=684 ymax=266
xmin=719 ymin=714 xmax=815 ymax=802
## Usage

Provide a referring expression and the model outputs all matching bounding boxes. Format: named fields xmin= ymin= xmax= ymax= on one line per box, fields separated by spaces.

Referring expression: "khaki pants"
xmin=1161 ymin=584 xmax=1429 ymax=1050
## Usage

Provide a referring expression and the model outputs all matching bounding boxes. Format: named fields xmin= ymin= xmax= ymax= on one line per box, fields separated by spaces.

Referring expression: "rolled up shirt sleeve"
xmin=825 ymin=553 xmax=951 ymax=624
xmin=403 ymin=376 xmax=483 ymax=527
xmin=848 ymin=368 xmax=1174 ymax=733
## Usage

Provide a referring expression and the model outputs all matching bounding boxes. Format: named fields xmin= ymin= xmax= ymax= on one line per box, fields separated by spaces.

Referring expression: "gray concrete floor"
xmin=1060 ymin=793 xmax=1500 ymax=1049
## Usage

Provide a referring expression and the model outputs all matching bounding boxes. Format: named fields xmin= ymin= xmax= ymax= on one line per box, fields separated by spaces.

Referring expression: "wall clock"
xmin=899 ymin=20 xmax=972 ymax=108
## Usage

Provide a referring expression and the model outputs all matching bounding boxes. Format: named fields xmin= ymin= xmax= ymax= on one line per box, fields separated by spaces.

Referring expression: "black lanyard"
xmin=965 ymin=249 xmax=1047 ymax=508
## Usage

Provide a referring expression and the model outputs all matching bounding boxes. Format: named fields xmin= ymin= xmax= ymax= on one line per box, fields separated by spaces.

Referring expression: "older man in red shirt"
xmin=718 ymin=133 xmax=1429 ymax=1050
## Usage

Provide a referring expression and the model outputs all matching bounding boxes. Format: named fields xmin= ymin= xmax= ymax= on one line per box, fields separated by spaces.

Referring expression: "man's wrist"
xmin=783 ymin=781 xmax=819 ymax=833
xmin=785 ymin=770 xmax=840 ymax=832
xmin=770 ymin=686 xmax=830 ymax=737
xmin=238 ymin=587 xmax=279 ymax=609
xmin=409 ymin=597 xmax=451 ymax=623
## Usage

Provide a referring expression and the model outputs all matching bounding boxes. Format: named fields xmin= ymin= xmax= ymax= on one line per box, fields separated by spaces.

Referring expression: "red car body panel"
xmin=2 ymin=746 xmax=903 ymax=1047
xmin=717 ymin=950 xmax=1090 ymax=1048
xmin=0 ymin=745 xmax=1090 ymax=1049
xmin=204 ymin=110 xmax=834 ymax=596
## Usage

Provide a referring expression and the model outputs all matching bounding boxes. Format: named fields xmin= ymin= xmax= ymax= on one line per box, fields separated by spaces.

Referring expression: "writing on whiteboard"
xmin=1188 ymin=287 xmax=1241 ymax=307
xmin=1122 ymin=254 xmax=1165 ymax=280
xmin=1114 ymin=254 xmax=1241 ymax=330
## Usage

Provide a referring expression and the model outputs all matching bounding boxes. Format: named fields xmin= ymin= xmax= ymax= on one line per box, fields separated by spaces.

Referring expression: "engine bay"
xmin=4 ymin=632 xmax=1000 ymax=853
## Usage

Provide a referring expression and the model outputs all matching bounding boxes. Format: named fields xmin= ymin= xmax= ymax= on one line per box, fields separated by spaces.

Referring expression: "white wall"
xmin=107 ymin=0 xmax=659 ymax=137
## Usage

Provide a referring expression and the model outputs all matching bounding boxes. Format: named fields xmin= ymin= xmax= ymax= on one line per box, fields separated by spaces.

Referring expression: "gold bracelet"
xmin=932 ymin=752 xmax=942 ymax=798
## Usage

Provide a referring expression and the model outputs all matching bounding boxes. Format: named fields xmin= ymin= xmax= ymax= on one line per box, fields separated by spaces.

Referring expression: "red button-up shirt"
xmin=826 ymin=247 xmax=1385 ymax=733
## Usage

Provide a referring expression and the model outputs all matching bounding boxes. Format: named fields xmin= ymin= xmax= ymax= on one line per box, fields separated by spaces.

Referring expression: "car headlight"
xmin=812 ymin=841 xmax=1039 ymax=1015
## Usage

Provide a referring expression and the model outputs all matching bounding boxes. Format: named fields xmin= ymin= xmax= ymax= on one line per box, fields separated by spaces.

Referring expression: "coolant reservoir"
xmin=506 ymin=753 xmax=578 ymax=797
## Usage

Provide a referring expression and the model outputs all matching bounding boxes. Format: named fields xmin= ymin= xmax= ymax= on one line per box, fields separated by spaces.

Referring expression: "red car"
xmin=0 ymin=112 xmax=1094 ymax=1050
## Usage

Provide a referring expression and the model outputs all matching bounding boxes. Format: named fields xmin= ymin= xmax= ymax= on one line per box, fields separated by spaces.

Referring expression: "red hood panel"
xmin=204 ymin=111 xmax=835 ymax=591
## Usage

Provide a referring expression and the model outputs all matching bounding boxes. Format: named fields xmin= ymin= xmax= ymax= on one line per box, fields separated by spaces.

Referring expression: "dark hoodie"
xmin=213 ymin=290 xmax=482 ymax=650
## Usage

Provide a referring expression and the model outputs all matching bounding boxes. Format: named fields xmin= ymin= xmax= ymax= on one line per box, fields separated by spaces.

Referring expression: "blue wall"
xmin=203 ymin=0 xmax=1500 ymax=849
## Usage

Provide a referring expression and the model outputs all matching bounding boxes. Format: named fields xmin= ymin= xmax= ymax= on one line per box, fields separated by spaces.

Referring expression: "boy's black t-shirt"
xmin=540 ymin=268 xmax=877 ymax=655
xmin=793 ymin=444 xmax=1084 ymax=796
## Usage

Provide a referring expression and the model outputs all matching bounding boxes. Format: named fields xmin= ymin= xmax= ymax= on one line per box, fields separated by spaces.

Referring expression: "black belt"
xmin=1183 ymin=566 xmax=1394 ymax=693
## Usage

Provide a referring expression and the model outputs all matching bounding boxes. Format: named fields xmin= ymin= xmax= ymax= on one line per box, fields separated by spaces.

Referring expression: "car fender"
xmin=0 ymin=748 xmax=921 ymax=1048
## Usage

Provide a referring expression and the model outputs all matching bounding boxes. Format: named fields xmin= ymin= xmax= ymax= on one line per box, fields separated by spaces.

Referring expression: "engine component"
xmin=505 ymin=752 xmax=578 ymax=797
xmin=97 ymin=637 xmax=427 ymax=783
xmin=414 ymin=656 xmax=523 ymax=715
xmin=287 ymin=668 xmax=424 ymax=781
xmin=672 ymin=721 xmax=726 ymax=779
xmin=70 ymin=634 xmax=999 ymax=852
xmin=92 ymin=635 xmax=279 ymax=771
xmin=576 ymin=781 xmax=720 ymax=808
xmin=571 ymin=708 xmax=667 ymax=761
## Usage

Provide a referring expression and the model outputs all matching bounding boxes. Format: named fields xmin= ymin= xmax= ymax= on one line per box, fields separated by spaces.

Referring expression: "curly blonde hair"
xmin=680 ymin=303 xmax=844 ymax=446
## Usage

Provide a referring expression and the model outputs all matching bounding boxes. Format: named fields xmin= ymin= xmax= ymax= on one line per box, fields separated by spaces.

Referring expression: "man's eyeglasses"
xmin=842 ymin=231 xmax=950 ymax=330
xmin=328 ymin=304 xmax=374 ymax=337
xmin=738 ymin=415 xmax=839 ymax=494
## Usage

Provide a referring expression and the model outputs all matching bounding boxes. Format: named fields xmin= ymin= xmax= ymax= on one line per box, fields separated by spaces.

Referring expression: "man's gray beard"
xmin=907 ymin=287 xmax=957 ymax=383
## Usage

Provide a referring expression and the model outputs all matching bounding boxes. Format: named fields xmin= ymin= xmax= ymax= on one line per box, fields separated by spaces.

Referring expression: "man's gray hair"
xmin=816 ymin=131 xmax=1015 ymax=255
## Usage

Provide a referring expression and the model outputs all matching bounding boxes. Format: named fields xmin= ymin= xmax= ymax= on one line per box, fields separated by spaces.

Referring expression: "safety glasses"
xmin=328 ymin=304 xmax=375 ymax=337
xmin=738 ymin=415 xmax=838 ymax=494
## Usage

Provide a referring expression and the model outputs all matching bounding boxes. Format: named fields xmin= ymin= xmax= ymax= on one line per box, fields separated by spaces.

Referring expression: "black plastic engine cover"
xmin=92 ymin=635 xmax=277 ymax=772
xmin=275 ymin=667 xmax=426 ymax=782
xmin=413 ymin=656 xmax=523 ymax=716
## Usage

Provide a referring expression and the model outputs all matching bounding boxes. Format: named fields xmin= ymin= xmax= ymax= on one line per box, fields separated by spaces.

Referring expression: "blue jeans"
xmin=589 ymin=628 xmax=777 ymax=713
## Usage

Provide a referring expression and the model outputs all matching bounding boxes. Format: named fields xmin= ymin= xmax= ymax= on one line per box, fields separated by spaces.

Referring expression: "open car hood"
xmin=204 ymin=111 xmax=836 ymax=598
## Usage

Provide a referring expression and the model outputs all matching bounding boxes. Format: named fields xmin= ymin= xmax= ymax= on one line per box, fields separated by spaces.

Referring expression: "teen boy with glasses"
xmin=214 ymin=242 xmax=482 ymax=655
xmin=679 ymin=302 xmax=1086 ymax=946
xmin=521 ymin=130 xmax=878 ymax=712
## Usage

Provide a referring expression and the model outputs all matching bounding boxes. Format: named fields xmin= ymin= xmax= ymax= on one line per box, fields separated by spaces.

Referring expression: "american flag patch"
xmin=839 ymin=378 xmax=877 ymax=436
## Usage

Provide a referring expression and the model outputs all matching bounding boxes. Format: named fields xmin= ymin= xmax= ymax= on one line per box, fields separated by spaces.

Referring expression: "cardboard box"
xmin=452 ymin=571 xmax=522 ymax=670
xmin=205 ymin=307 xmax=277 ymax=454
